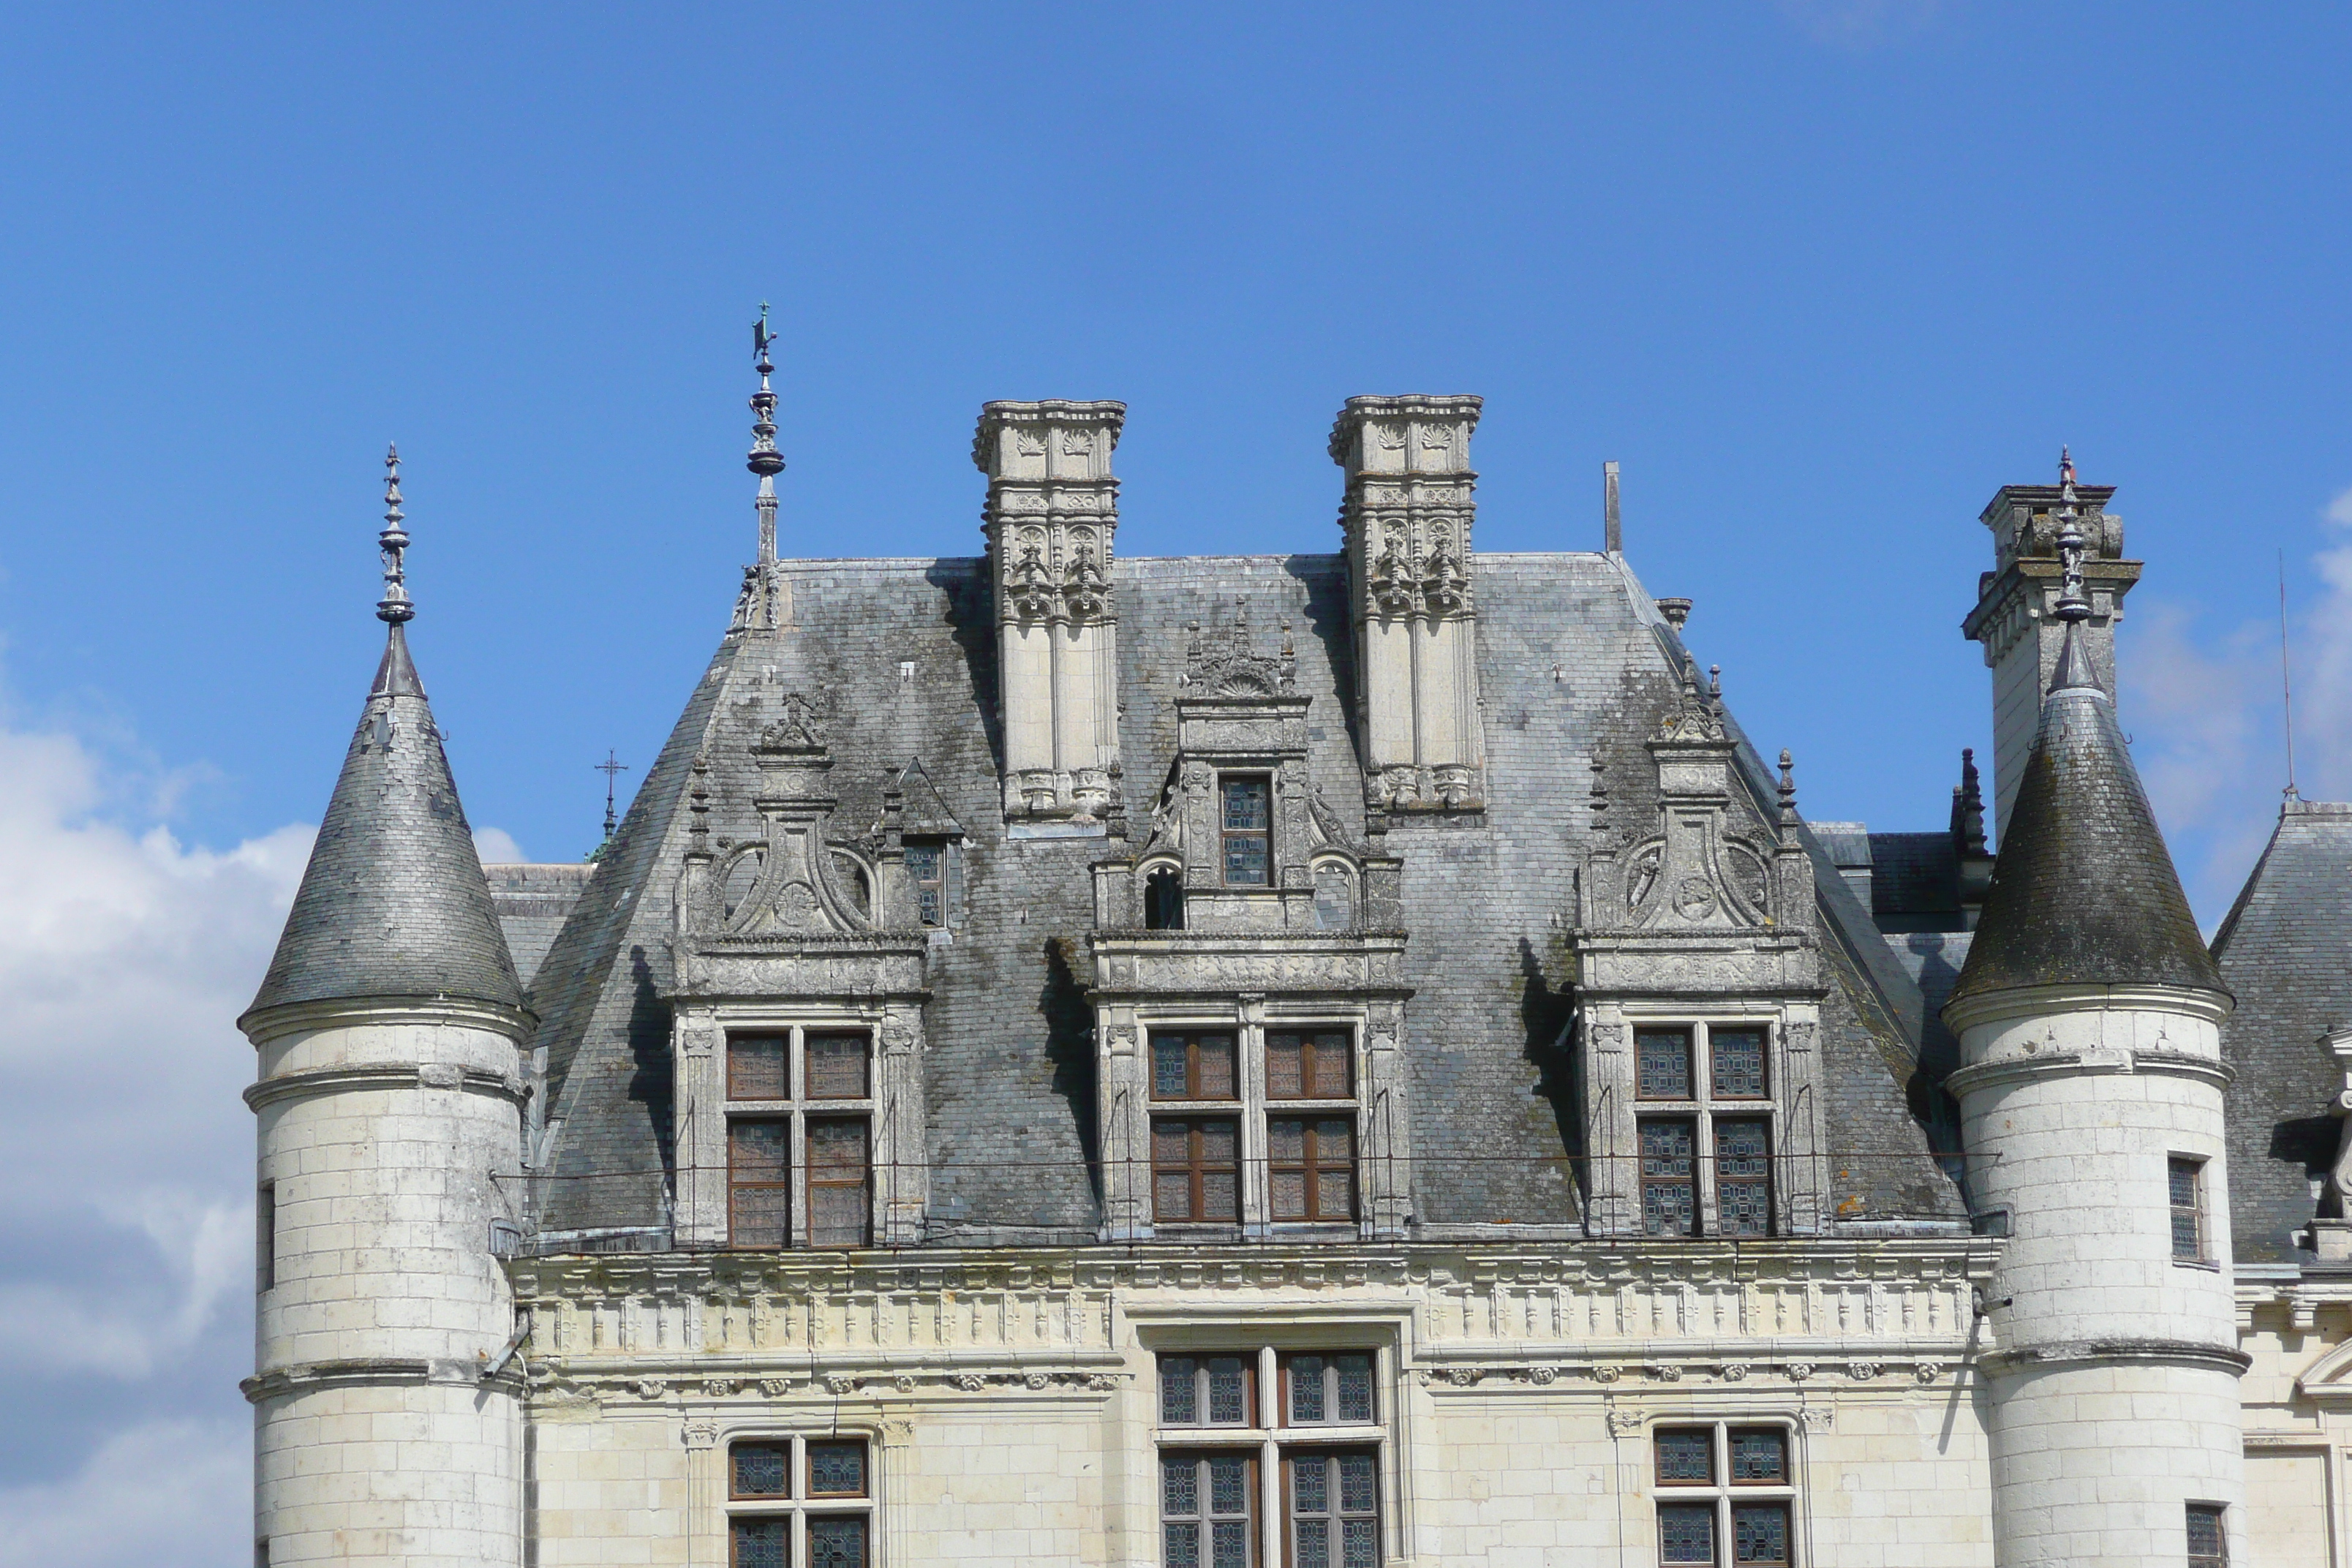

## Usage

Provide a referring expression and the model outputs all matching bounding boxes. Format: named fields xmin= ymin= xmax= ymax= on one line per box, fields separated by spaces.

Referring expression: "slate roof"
xmin=524 ymin=551 xmax=1963 ymax=1241
xmin=245 ymin=623 xmax=524 ymax=1023
xmin=1948 ymin=625 xmax=2222 ymax=1009
xmin=2212 ymin=799 xmax=2352 ymax=1263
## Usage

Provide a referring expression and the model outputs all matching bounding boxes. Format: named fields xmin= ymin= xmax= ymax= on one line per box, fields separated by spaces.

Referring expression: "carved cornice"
xmin=1978 ymin=1338 xmax=2250 ymax=1378
xmin=243 ymin=1355 xmax=526 ymax=1404
xmin=244 ymin=1063 xmax=527 ymax=1112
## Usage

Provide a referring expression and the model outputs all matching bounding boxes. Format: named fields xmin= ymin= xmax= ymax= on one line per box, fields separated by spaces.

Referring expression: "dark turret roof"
xmin=2212 ymin=800 xmax=2352 ymax=1262
xmin=1947 ymin=624 xmax=2222 ymax=1008
xmin=243 ymin=622 xmax=524 ymax=1022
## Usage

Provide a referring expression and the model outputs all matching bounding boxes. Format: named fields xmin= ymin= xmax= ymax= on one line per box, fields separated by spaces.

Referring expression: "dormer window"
xmin=904 ymin=841 xmax=946 ymax=927
xmin=1221 ymin=775 xmax=1271 ymax=886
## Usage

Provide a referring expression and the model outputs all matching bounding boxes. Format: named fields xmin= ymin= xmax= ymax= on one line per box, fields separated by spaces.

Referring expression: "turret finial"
xmin=377 ymin=443 xmax=414 ymax=625
xmin=1777 ymin=748 xmax=1798 ymax=826
xmin=747 ymin=304 xmax=785 ymax=572
xmin=2052 ymin=449 xmax=2089 ymax=625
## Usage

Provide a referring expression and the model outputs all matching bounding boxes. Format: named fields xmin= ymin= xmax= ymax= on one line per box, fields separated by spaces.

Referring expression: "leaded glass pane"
xmin=1659 ymin=1503 xmax=1716 ymax=1564
xmin=2187 ymin=1504 xmax=2227 ymax=1565
xmin=1293 ymin=1456 xmax=1327 ymax=1514
xmin=2174 ymin=1210 xmax=2201 ymax=1258
xmin=1711 ymin=1027 xmax=1767 ymax=1098
xmin=1270 ymin=1119 xmax=1305 ymax=1162
xmin=1162 ymin=1357 xmax=1199 ymax=1425
xmin=1210 ymin=1456 xmax=1250 ymax=1514
xmin=1338 ymin=1453 xmax=1376 ymax=1513
xmin=1202 ymin=1169 xmax=1237 ymax=1221
xmin=1223 ymin=778 xmax=1270 ymax=830
xmin=1716 ymin=1119 xmax=1771 ymax=1238
xmin=2171 ymin=1160 xmax=2199 ymax=1207
xmin=1268 ymin=1036 xmax=1303 ymax=1097
xmin=1271 ymin=1170 xmax=1308 ymax=1220
xmin=1166 ymin=1523 xmax=1200 ymax=1568
xmin=1195 ymin=1037 xmax=1236 ymax=1098
xmin=1657 ymin=1429 xmax=1713 ymax=1484
xmin=1210 ymin=1520 xmax=1248 ymax=1568
xmin=1296 ymin=1520 xmax=1328 ymax=1567
xmin=1335 ymin=1355 xmax=1373 ymax=1422
xmin=1155 ymin=1039 xmax=1189 ymax=1097
xmin=729 ymin=1035 xmax=788 ymax=1100
xmin=1207 ymin=1358 xmax=1246 ymax=1425
xmin=805 ymin=1033 xmax=868 ymax=1099
xmin=733 ymin=1442 xmax=789 ymax=1497
xmin=1164 ymin=1456 xmax=1200 ymax=1516
xmin=1291 ymin=1356 xmax=1327 ymax=1423
xmin=808 ymin=1441 xmax=865 ymax=1497
xmin=1341 ymin=1517 xmax=1376 ymax=1568
xmin=1157 ymin=1172 xmax=1194 ymax=1219
xmin=1640 ymin=1120 xmax=1697 ymax=1237
xmin=1224 ymin=835 xmax=1267 ymax=886
xmin=807 ymin=1517 xmax=864 ymax=1568
xmin=1637 ymin=1028 xmax=1693 ymax=1098
xmin=1732 ymin=1504 xmax=1789 ymax=1566
xmin=1729 ymin=1429 xmax=1786 ymax=1483
xmin=732 ymin=1518 xmax=788 ymax=1568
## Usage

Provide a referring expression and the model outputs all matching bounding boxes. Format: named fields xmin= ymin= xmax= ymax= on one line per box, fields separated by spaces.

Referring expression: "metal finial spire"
xmin=747 ymin=304 xmax=785 ymax=573
xmin=595 ymin=749 xmax=631 ymax=843
xmin=2052 ymin=447 xmax=2089 ymax=625
xmin=377 ymin=443 xmax=414 ymax=625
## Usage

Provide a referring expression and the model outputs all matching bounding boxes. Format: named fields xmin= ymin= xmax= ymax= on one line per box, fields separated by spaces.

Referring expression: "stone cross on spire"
xmin=377 ymin=443 xmax=414 ymax=625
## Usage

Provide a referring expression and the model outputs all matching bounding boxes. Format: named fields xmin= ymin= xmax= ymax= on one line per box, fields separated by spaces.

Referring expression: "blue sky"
xmin=1 ymin=6 xmax=2348 ymax=1563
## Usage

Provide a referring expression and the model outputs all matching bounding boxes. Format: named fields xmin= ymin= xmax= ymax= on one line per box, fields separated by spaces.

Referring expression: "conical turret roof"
xmin=244 ymin=622 xmax=524 ymax=1022
xmin=1947 ymin=622 xmax=2222 ymax=1009
xmin=243 ymin=453 xmax=523 ymax=1026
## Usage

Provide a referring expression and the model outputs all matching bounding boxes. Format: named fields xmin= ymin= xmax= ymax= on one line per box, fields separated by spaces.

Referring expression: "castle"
xmin=235 ymin=349 xmax=2352 ymax=1567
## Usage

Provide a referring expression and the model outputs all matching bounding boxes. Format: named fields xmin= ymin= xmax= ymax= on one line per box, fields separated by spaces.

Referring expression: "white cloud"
xmin=0 ymin=712 xmax=306 ymax=1562
xmin=0 ymin=1419 xmax=249 ymax=1568
xmin=2125 ymin=486 xmax=2352 ymax=924
xmin=473 ymin=824 xmax=527 ymax=864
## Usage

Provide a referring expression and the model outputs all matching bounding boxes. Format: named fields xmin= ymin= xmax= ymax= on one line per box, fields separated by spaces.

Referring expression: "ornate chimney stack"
xmin=1329 ymin=395 xmax=1488 ymax=829
xmin=973 ymin=399 xmax=1128 ymax=834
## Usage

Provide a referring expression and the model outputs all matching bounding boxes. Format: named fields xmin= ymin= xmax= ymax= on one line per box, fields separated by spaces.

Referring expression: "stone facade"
xmin=241 ymin=415 xmax=2352 ymax=1567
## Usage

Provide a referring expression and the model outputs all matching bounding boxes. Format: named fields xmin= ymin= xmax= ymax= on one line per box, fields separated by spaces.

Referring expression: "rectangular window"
xmin=1153 ymin=1032 xmax=1240 ymax=1100
xmin=1286 ymin=1450 xmax=1378 ymax=1568
xmin=729 ymin=1119 xmax=792 ymax=1246
xmin=1161 ymin=1355 xmax=1255 ymax=1428
xmin=730 ymin=1033 xmax=790 ymax=1100
xmin=1221 ymin=776 xmax=1272 ymax=886
xmin=1163 ymin=1452 xmax=1255 ymax=1568
xmin=1284 ymin=1354 xmax=1376 ymax=1426
xmin=1714 ymin=1119 xmax=1772 ymax=1237
xmin=728 ymin=1437 xmax=871 ymax=1568
xmin=1710 ymin=1027 xmax=1768 ymax=1100
xmin=1640 ymin=1118 xmax=1698 ymax=1237
xmin=1268 ymin=1117 xmax=1355 ymax=1221
xmin=2171 ymin=1156 xmax=2207 ymax=1262
xmin=257 ymin=1180 xmax=276 ymax=1293
xmin=1267 ymin=1030 xmax=1353 ymax=1099
xmin=1653 ymin=1425 xmax=1798 ymax=1568
xmin=1637 ymin=1028 xmax=1695 ymax=1099
xmin=806 ymin=1117 xmax=871 ymax=1248
xmin=905 ymin=842 xmax=944 ymax=927
xmin=2187 ymin=1503 xmax=2227 ymax=1567
xmin=1154 ymin=1117 xmax=1241 ymax=1223
xmin=804 ymin=1032 xmax=870 ymax=1100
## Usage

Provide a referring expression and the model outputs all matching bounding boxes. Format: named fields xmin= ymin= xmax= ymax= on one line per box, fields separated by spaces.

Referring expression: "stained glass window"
xmin=1637 ymin=1028 xmax=1694 ymax=1099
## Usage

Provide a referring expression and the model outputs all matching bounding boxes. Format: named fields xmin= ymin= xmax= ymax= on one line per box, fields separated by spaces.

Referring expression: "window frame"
xmin=723 ymin=1027 xmax=878 ymax=1250
xmin=2169 ymin=1154 xmax=2210 ymax=1264
xmin=1219 ymin=773 xmax=1274 ymax=889
xmin=1629 ymin=1018 xmax=1780 ymax=1239
xmin=1153 ymin=1343 xmax=1390 ymax=1568
xmin=2186 ymin=1501 xmax=2228 ymax=1568
xmin=725 ymin=1433 xmax=877 ymax=1568
xmin=903 ymin=840 xmax=947 ymax=929
xmin=1135 ymin=1020 xmax=1366 ymax=1237
xmin=1648 ymin=1422 xmax=1799 ymax=1568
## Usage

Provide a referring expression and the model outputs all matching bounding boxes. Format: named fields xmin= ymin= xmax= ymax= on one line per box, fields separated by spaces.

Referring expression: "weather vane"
xmin=596 ymin=749 xmax=630 ymax=843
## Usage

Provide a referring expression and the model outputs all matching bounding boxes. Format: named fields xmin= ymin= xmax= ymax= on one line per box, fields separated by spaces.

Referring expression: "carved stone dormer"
xmin=1084 ymin=607 xmax=1414 ymax=1243
xmin=1569 ymin=670 xmax=1829 ymax=1240
xmin=1330 ymin=395 xmax=1488 ymax=826
xmin=665 ymin=696 xmax=932 ymax=1250
xmin=973 ymin=400 xmax=1128 ymax=834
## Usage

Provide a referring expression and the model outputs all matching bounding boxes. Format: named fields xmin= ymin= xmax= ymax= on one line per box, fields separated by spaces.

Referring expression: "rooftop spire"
xmin=377 ymin=443 xmax=413 ymax=625
xmin=749 ymin=304 xmax=784 ymax=568
xmin=243 ymin=455 xmax=524 ymax=1025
